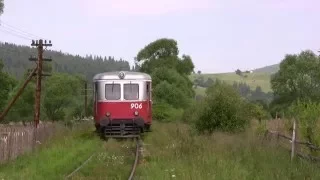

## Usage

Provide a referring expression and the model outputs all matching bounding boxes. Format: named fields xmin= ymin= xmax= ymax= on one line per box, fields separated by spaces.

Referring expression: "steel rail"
xmin=64 ymin=153 xmax=95 ymax=179
xmin=128 ymin=136 xmax=141 ymax=180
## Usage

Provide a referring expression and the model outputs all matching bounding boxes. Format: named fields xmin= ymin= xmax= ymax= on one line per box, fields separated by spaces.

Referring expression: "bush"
xmin=194 ymin=82 xmax=251 ymax=133
xmin=151 ymin=67 xmax=194 ymax=98
xmin=153 ymin=80 xmax=191 ymax=109
xmin=181 ymin=100 xmax=204 ymax=124
xmin=246 ymin=102 xmax=269 ymax=122
xmin=152 ymin=102 xmax=183 ymax=122
xmin=288 ymin=100 xmax=320 ymax=147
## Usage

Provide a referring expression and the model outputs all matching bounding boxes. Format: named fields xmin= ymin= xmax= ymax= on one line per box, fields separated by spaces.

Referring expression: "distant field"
xmin=190 ymin=72 xmax=272 ymax=95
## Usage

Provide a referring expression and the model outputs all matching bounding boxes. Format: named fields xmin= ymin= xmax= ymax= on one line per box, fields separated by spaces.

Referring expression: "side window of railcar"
xmin=146 ymin=82 xmax=151 ymax=99
xmin=105 ymin=84 xmax=121 ymax=100
xmin=124 ymin=84 xmax=139 ymax=100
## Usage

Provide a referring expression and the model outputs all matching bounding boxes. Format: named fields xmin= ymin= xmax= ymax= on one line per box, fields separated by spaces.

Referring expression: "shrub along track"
xmin=65 ymin=136 xmax=144 ymax=180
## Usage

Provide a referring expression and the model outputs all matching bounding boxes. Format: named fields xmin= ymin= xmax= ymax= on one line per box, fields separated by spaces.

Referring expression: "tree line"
xmin=2 ymin=36 xmax=320 ymax=149
xmin=0 ymin=59 xmax=94 ymax=124
xmin=135 ymin=38 xmax=320 ymax=149
xmin=0 ymin=42 xmax=131 ymax=81
xmin=0 ymin=42 xmax=133 ymax=124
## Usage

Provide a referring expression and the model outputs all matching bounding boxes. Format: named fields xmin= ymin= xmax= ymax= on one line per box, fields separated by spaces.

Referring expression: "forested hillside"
xmin=0 ymin=42 xmax=131 ymax=80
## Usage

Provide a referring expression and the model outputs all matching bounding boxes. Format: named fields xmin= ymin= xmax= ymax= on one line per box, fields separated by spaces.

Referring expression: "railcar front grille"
xmin=103 ymin=119 xmax=141 ymax=137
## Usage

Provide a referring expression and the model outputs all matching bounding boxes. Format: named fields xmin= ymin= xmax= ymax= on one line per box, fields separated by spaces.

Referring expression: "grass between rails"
xmin=0 ymin=123 xmax=102 ymax=180
xmin=70 ymin=138 xmax=137 ymax=180
xmin=135 ymin=121 xmax=320 ymax=180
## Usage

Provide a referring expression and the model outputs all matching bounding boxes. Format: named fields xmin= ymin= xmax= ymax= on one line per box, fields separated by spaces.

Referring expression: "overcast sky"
xmin=0 ymin=0 xmax=319 ymax=73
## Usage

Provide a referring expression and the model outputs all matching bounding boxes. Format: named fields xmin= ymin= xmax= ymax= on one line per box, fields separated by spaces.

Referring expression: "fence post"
xmin=291 ymin=119 xmax=296 ymax=161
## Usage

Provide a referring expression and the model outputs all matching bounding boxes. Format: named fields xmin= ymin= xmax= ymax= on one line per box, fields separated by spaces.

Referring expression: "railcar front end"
xmin=93 ymin=71 xmax=152 ymax=138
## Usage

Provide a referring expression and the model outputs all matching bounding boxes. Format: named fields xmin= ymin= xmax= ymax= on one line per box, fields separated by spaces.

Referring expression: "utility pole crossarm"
xmin=31 ymin=40 xmax=52 ymax=47
xmin=29 ymin=57 xmax=52 ymax=61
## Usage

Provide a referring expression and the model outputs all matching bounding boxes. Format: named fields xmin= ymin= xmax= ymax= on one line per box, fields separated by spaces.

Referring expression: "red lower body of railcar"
xmin=94 ymin=101 xmax=152 ymax=138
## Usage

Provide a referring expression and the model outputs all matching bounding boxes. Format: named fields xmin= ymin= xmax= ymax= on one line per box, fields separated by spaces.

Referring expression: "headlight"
xmin=134 ymin=111 xmax=139 ymax=116
xmin=106 ymin=112 xmax=110 ymax=117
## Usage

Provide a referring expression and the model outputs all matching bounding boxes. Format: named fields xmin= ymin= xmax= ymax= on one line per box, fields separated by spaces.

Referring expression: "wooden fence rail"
xmin=267 ymin=130 xmax=320 ymax=151
xmin=0 ymin=122 xmax=56 ymax=164
xmin=266 ymin=130 xmax=320 ymax=162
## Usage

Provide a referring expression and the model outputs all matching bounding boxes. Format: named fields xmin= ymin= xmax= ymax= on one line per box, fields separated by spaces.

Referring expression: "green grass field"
xmin=190 ymin=72 xmax=272 ymax=96
xmin=1 ymin=121 xmax=320 ymax=179
xmin=135 ymin=121 xmax=320 ymax=179
xmin=0 ymin=123 xmax=102 ymax=180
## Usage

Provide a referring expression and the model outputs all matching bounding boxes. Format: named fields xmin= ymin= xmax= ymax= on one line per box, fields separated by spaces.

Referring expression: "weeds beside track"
xmin=62 ymin=135 xmax=144 ymax=180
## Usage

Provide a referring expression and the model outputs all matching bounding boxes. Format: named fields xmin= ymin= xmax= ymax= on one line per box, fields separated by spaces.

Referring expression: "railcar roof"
xmin=93 ymin=71 xmax=152 ymax=80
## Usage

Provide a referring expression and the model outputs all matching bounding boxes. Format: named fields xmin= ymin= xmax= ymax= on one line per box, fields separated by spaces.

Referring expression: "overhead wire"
xmin=0 ymin=20 xmax=43 ymax=39
xmin=0 ymin=27 xmax=32 ymax=40
xmin=0 ymin=19 xmax=45 ymax=41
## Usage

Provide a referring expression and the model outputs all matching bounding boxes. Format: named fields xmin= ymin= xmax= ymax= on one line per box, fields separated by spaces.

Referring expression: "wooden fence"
xmin=0 ymin=122 xmax=56 ymax=164
xmin=264 ymin=120 xmax=320 ymax=162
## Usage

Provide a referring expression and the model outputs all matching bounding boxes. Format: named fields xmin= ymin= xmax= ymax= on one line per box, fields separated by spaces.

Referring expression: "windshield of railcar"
xmin=124 ymin=83 xmax=139 ymax=100
xmin=105 ymin=83 xmax=121 ymax=100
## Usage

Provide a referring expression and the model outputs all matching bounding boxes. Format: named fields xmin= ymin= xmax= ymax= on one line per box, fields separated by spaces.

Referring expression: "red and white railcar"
xmin=93 ymin=71 xmax=152 ymax=138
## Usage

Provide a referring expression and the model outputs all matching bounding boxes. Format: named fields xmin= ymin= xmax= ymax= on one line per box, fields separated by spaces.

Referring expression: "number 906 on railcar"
xmin=93 ymin=71 xmax=152 ymax=138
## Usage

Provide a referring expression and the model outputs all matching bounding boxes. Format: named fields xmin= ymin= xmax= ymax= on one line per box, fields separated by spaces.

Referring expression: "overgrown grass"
xmin=135 ymin=121 xmax=320 ymax=180
xmin=70 ymin=138 xmax=137 ymax=180
xmin=190 ymin=72 xmax=272 ymax=94
xmin=0 ymin=122 xmax=102 ymax=180
xmin=2 ymin=120 xmax=319 ymax=179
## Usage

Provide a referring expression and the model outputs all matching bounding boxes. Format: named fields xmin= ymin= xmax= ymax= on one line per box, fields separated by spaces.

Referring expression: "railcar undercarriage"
xmin=98 ymin=118 xmax=150 ymax=139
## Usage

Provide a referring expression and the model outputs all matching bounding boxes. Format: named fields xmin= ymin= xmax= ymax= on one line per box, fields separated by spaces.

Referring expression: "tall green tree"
xmin=0 ymin=60 xmax=16 ymax=112
xmin=136 ymin=38 xmax=179 ymax=61
xmin=5 ymin=82 xmax=35 ymax=123
xmin=43 ymin=73 xmax=82 ymax=121
xmin=135 ymin=38 xmax=195 ymax=121
xmin=135 ymin=38 xmax=194 ymax=76
xmin=1 ymin=68 xmax=35 ymax=123
xmin=270 ymin=50 xmax=320 ymax=109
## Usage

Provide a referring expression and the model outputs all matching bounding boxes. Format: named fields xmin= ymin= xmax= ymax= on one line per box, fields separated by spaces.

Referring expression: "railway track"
xmin=65 ymin=136 xmax=143 ymax=180
xmin=128 ymin=136 xmax=143 ymax=180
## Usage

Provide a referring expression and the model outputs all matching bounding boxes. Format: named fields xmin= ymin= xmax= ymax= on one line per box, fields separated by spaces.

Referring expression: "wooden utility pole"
xmin=30 ymin=39 xmax=52 ymax=128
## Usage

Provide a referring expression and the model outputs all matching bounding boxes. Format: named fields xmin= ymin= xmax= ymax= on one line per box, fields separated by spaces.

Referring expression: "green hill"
xmin=191 ymin=63 xmax=282 ymax=96
xmin=191 ymin=72 xmax=272 ymax=95
xmin=252 ymin=64 xmax=279 ymax=74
